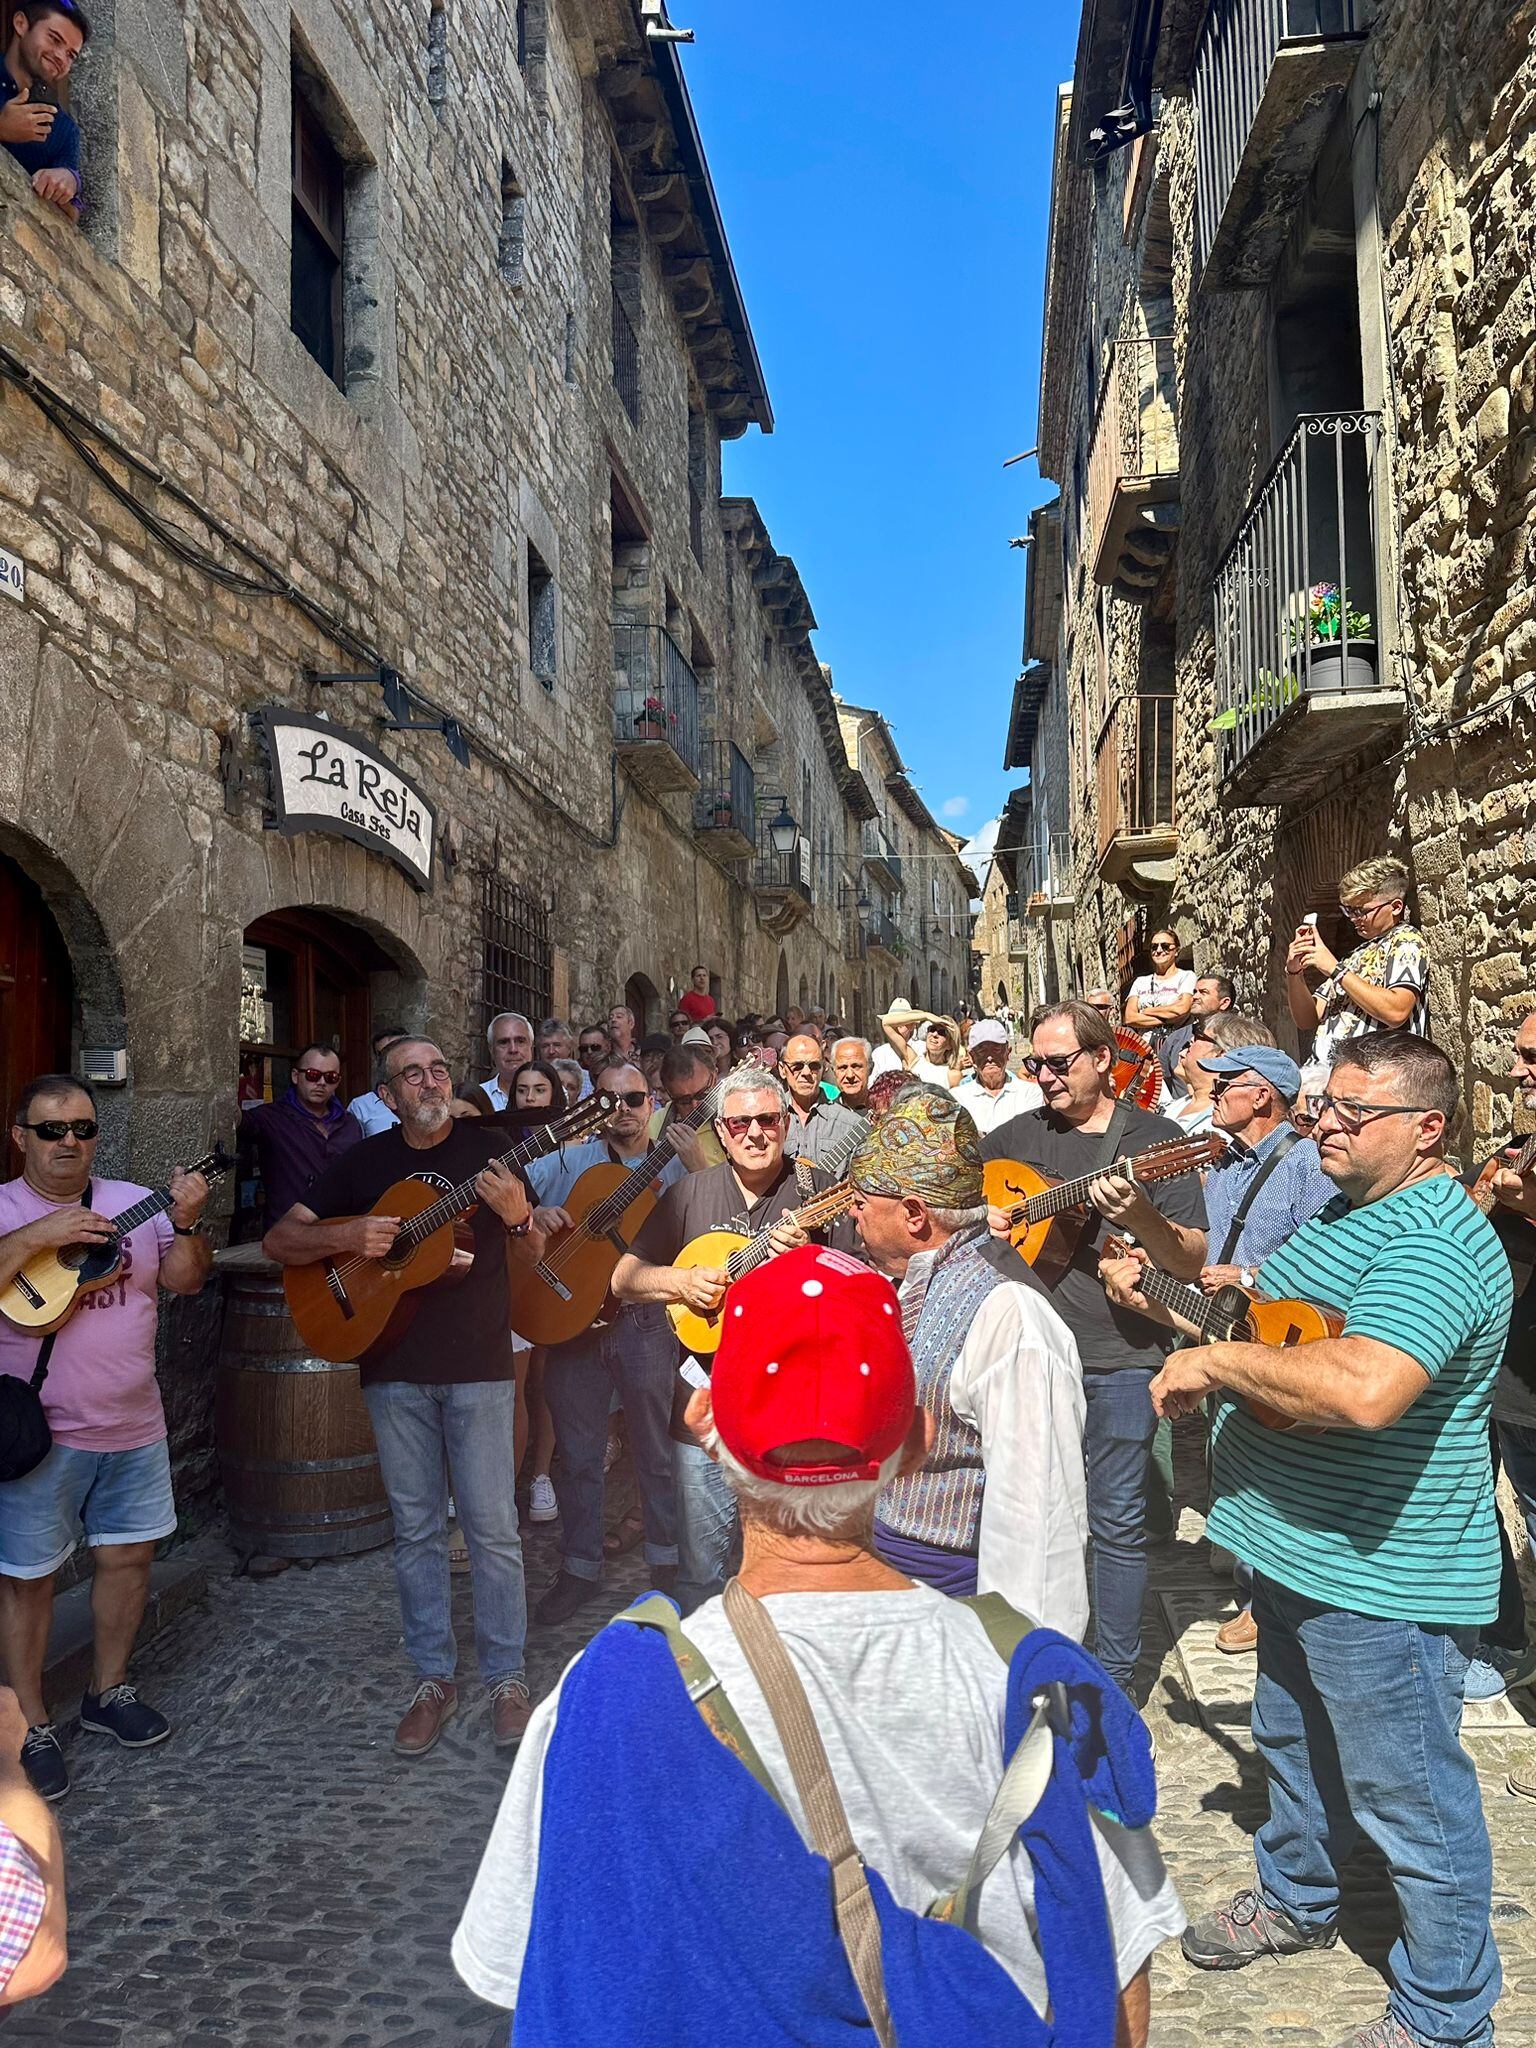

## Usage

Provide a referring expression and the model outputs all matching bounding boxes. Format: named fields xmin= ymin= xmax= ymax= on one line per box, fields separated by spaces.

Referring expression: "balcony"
xmin=611 ymin=286 xmax=640 ymax=425
xmin=1194 ymin=0 xmax=1367 ymax=288
xmin=752 ymin=820 xmax=813 ymax=932
xmin=612 ymin=623 xmax=700 ymax=794
xmin=1021 ymin=833 xmax=1075 ymax=916
xmin=692 ymin=740 xmax=756 ymax=860
xmin=866 ymin=913 xmax=905 ymax=965
xmin=1087 ymin=338 xmax=1180 ymax=598
xmin=1096 ymin=695 xmax=1178 ymax=885
xmin=1212 ymin=411 xmax=1400 ymax=807
xmin=861 ymin=820 xmax=902 ymax=888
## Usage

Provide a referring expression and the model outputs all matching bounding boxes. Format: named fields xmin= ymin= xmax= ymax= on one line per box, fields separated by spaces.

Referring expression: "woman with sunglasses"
xmin=1123 ymin=930 xmax=1195 ymax=1043
xmin=1285 ymin=855 xmax=1429 ymax=1065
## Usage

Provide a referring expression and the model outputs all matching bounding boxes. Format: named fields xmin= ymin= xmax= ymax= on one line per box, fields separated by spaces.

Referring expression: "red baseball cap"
xmin=710 ymin=1245 xmax=916 ymax=1486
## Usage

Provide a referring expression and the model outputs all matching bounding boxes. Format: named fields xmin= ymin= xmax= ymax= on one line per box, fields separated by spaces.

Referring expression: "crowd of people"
xmin=0 ymin=854 xmax=1530 ymax=2043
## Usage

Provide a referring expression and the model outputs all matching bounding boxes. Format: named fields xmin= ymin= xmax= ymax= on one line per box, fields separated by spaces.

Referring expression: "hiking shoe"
xmin=20 ymin=1724 xmax=68 ymax=1803
xmin=489 ymin=1676 xmax=533 ymax=1749
xmin=1181 ymin=1887 xmax=1338 ymax=1970
xmin=1215 ymin=1608 xmax=1258 ymax=1655
xmin=1465 ymin=1641 xmax=1536 ymax=1700
xmin=80 ymin=1683 xmax=170 ymax=1748
xmin=393 ymin=1678 xmax=458 ymax=1756
xmin=534 ymin=1569 xmax=601 ymax=1627
xmin=1332 ymin=2014 xmax=1418 ymax=2048
xmin=528 ymin=1475 xmax=558 ymax=1523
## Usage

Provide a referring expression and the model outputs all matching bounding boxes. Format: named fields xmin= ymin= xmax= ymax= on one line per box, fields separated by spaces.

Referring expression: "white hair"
xmin=698 ymin=1423 xmax=905 ymax=1538
xmin=717 ymin=1062 xmax=792 ymax=1117
xmin=486 ymin=1011 xmax=532 ymax=1049
xmin=926 ymin=1201 xmax=988 ymax=1233
xmin=1297 ymin=1063 xmax=1330 ymax=1095
xmin=830 ymin=1036 xmax=873 ymax=1061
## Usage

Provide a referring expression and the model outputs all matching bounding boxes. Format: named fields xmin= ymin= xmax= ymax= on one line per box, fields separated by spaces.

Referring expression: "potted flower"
xmin=633 ymin=694 xmax=665 ymax=740
xmin=1296 ymin=582 xmax=1375 ymax=692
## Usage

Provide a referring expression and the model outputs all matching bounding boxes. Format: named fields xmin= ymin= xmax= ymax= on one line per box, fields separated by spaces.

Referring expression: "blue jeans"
xmin=1489 ymin=1419 xmax=1536 ymax=1651
xmin=363 ymin=1380 xmax=527 ymax=1685
xmin=672 ymin=1439 xmax=740 ymax=1614
xmin=1082 ymin=1366 xmax=1157 ymax=1691
xmin=543 ymin=1306 xmax=680 ymax=1581
xmin=1251 ymin=1574 xmax=1498 ymax=2046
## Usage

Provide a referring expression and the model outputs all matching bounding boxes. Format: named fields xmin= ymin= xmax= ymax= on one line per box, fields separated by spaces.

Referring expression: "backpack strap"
xmin=957 ymin=1590 xmax=1038 ymax=1665
xmin=610 ymin=1594 xmax=782 ymax=1806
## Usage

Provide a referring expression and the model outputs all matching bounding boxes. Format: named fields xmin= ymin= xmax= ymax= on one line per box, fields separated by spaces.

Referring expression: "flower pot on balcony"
xmin=633 ymin=716 xmax=664 ymax=741
xmin=1306 ymin=640 xmax=1376 ymax=694
xmin=711 ymin=804 xmax=732 ymax=827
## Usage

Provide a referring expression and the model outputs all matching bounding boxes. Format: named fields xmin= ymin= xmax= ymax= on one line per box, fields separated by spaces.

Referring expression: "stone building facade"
xmin=1017 ymin=0 xmax=1536 ymax=1145
xmin=0 ymin=0 xmax=948 ymax=1496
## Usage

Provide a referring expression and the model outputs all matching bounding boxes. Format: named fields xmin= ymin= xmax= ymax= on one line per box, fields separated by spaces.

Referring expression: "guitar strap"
xmin=27 ymin=1176 xmax=83 ymax=1394
xmin=1092 ymin=1100 xmax=1134 ymax=1176
xmin=1215 ymin=1132 xmax=1300 ymax=1266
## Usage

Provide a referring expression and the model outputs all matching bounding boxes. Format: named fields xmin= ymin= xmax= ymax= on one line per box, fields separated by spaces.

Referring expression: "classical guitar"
xmin=666 ymin=1130 xmax=865 ymax=1358
xmin=0 ymin=1144 xmax=234 ymax=1335
xmin=284 ymin=1094 xmax=615 ymax=1363
xmin=516 ymin=1087 xmax=722 ymax=1347
xmin=1101 ymin=1235 xmax=1342 ymax=1433
xmin=984 ymin=1134 xmax=1224 ymax=1288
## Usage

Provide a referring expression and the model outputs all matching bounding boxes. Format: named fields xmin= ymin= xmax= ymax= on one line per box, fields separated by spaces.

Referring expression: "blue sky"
xmin=681 ymin=1 xmax=1077 ymax=836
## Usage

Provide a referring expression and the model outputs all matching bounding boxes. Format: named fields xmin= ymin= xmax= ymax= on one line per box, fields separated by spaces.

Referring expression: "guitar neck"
xmin=1015 ymin=1155 xmax=1132 ymax=1225
xmin=109 ymin=1148 xmax=227 ymax=1238
xmin=725 ymin=1183 xmax=855 ymax=1281
xmin=585 ymin=1104 xmax=711 ymax=1236
xmin=395 ymin=1118 xmax=595 ymax=1250
xmin=1134 ymin=1262 xmax=1234 ymax=1342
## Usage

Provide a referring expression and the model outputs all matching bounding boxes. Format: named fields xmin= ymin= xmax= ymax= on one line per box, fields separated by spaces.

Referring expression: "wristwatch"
xmin=172 ymin=1221 xmax=205 ymax=1237
xmin=508 ymin=1217 xmax=532 ymax=1238
xmin=1239 ymin=1265 xmax=1255 ymax=1290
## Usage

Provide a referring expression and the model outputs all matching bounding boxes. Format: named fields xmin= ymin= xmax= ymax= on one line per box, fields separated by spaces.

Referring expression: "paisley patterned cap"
xmin=848 ymin=1082 xmax=984 ymax=1207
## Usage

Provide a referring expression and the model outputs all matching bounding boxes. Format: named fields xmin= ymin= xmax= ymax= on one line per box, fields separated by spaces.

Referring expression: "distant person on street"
xmin=345 ymin=1024 xmax=409 ymax=1136
xmin=1123 ymin=931 xmax=1194 ymax=1042
xmin=830 ymin=1035 xmax=873 ymax=1112
xmin=953 ymin=1019 xmax=1042 ymax=1135
xmin=1159 ymin=974 xmax=1236 ymax=1100
xmin=454 ymin=1244 xmax=1183 ymax=2045
xmin=239 ymin=1042 xmax=362 ymax=1227
xmin=677 ymin=966 xmax=716 ymax=1026
xmin=1285 ymin=857 xmax=1429 ymax=1065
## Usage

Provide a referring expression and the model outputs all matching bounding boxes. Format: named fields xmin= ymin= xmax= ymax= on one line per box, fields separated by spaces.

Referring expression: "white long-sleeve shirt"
xmin=949 ymin=1283 xmax=1089 ymax=1640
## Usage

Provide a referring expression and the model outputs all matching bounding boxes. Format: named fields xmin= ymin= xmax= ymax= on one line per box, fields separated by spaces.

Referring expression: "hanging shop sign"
xmin=256 ymin=710 xmax=436 ymax=891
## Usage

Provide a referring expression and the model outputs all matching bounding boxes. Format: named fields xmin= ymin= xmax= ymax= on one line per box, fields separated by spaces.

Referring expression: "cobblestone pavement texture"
xmin=12 ymin=1443 xmax=1536 ymax=2047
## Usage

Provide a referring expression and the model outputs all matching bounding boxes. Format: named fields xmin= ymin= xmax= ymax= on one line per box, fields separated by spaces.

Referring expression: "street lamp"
xmin=856 ymin=890 xmax=872 ymax=930
xmin=768 ymin=800 xmax=798 ymax=856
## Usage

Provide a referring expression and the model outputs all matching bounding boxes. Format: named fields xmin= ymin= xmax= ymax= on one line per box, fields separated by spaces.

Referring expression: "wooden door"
xmin=0 ymin=856 xmax=74 ymax=1130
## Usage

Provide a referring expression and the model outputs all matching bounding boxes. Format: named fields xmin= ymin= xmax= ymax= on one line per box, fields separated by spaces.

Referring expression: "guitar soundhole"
xmin=58 ymin=1246 xmax=91 ymax=1273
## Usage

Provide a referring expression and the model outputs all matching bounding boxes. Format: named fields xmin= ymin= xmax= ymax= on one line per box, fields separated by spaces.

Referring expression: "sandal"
xmin=448 ymin=1523 xmax=472 ymax=1575
xmin=602 ymin=1510 xmax=645 ymax=1559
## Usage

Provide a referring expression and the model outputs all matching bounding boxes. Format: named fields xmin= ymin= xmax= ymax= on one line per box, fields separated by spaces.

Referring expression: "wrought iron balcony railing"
xmin=693 ymin=740 xmax=756 ymax=856
xmin=612 ymin=622 xmax=701 ymax=787
xmin=1212 ymin=411 xmax=1391 ymax=796
xmin=611 ymin=287 xmax=640 ymax=425
xmin=1019 ymin=832 xmax=1075 ymax=912
xmin=752 ymin=820 xmax=813 ymax=906
xmin=860 ymin=820 xmax=902 ymax=887
xmin=1087 ymin=337 xmax=1180 ymax=596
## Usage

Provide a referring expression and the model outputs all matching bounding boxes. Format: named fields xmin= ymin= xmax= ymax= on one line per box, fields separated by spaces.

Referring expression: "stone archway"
xmin=624 ymin=971 xmax=662 ymax=1033
xmin=774 ymin=951 xmax=790 ymax=1019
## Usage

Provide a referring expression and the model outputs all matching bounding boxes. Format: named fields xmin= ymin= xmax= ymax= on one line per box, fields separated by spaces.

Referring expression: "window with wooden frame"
xmin=291 ymin=83 xmax=346 ymax=386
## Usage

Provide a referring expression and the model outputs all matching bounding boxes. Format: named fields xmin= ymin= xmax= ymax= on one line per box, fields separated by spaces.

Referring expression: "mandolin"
xmin=0 ymin=1144 xmax=234 ymax=1335
xmin=284 ymin=1094 xmax=615 ymax=1363
xmin=1101 ymin=1235 xmax=1341 ymax=1432
xmin=516 ymin=1088 xmax=722 ymax=1347
xmin=1469 ymin=1132 xmax=1536 ymax=1227
xmin=984 ymin=1134 xmax=1224 ymax=1288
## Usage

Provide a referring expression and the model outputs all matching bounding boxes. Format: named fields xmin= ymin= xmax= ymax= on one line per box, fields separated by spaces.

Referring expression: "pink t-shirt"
xmin=0 ymin=1177 xmax=172 ymax=1452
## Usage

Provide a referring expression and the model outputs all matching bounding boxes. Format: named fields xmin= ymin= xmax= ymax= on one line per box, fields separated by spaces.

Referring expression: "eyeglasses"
xmin=1021 ymin=1048 xmax=1089 ymax=1078
xmin=19 ymin=1118 xmax=98 ymax=1141
xmin=579 ymin=1042 xmax=607 ymax=1055
xmin=669 ymin=1090 xmax=710 ymax=1112
xmin=1311 ymin=1093 xmax=1439 ymax=1132
xmin=1342 ymin=899 xmax=1399 ymax=924
xmin=611 ymin=1090 xmax=651 ymax=1109
xmin=295 ymin=1067 xmax=340 ymax=1084
xmin=1210 ymin=1076 xmax=1261 ymax=1098
xmin=388 ymin=1061 xmax=451 ymax=1088
xmin=720 ymin=1111 xmax=786 ymax=1137
xmin=784 ymin=1060 xmax=823 ymax=1074
xmin=971 ymin=1045 xmax=1007 ymax=1061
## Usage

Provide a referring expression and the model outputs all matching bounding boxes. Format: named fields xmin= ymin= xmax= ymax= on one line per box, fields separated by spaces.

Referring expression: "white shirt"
xmin=480 ymin=1075 xmax=510 ymax=1112
xmin=344 ymin=1090 xmax=398 ymax=1136
xmin=870 ymin=1044 xmax=904 ymax=1076
xmin=953 ymin=1071 xmax=1045 ymax=1136
xmin=1126 ymin=969 xmax=1195 ymax=1022
xmin=949 ymin=1283 xmax=1090 ymax=1639
xmin=453 ymin=1584 xmax=1184 ymax=2015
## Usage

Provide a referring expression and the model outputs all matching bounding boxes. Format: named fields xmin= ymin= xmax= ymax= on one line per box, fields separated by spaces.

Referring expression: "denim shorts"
xmin=0 ymin=1438 xmax=177 ymax=1580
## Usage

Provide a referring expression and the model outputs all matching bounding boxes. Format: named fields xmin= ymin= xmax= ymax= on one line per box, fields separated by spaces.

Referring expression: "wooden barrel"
xmin=215 ymin=1263 xmax=393 ymax=1559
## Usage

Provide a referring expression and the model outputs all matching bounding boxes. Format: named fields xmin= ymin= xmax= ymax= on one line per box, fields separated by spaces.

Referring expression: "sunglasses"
xmin=1343 ymin=899 xmax=1398 ymax=923
xmin=1021 ymin=1048 xmax=1089 ymax=1078
xmin=784 ymin=1060 xmax=823 ymax=1074
xmin=295 ymin=1067 xmax=340 ymax=1084
xmin=20 ymin=1117 xmax=99 ymax=1141
xmin=1210 ymin=1076 xmax=1261 ymax=1098
xmin=720 ymin=1111 xmax=786 ymax=1137
xmin=610 ymin=1090 xmax=651 ymax=1109
xmin=1311 ymin=1093 xmax=1439 ymax=1131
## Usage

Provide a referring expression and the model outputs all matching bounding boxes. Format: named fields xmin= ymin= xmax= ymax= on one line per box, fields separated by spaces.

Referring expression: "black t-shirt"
xmin=1466 ymin=1152 xmax=1536 ymax=1428
xmin=306 ymin=1122 xmax=525 ymax=1387
xmin=631 ymin=1158 xmax=807 ymax=1269
xmin=980 ymin=1103 xmax=1209 ymax=1369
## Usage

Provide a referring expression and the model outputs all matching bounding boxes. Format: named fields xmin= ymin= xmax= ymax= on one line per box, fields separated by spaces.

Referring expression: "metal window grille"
xmin=477 ymin=870 xmax=551 ymax=1043
xmin=612 ymin=287 xmax=640 ymax=425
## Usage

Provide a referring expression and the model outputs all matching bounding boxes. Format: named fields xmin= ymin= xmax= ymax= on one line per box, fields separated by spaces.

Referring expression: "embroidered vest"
xmin=878 ymin=1227 xmax=1008 ymax=1554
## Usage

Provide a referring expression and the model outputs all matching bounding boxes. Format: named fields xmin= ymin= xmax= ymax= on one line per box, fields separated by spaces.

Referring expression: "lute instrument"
xmin=1110 ymin=1026 xmax=1162 ymax=1112
xmin=1101 ymin=1235 xmax=1341 ymax=1432
xmin=283 ymin=1093 xmax=616 ymax=1362
xmin=517 ymin=1087 xmax=722 ymax=1347
xmin=0 ymin=1144 xmax=234 ymax=1335
xmin=984 ymin=1133 xmax=1224 ymax=1288
xmin=666 ymin=1130 xmax=864 ymax=1358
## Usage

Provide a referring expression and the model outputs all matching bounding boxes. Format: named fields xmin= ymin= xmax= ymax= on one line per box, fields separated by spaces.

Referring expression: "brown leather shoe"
xmin=1215 ymin=1608 xmax=1259 ymax=1655
xmin=490 ymin=1677 xmax=532 ymax=1749
xmin=394 ymin=1678 xmax=458 ymax=1755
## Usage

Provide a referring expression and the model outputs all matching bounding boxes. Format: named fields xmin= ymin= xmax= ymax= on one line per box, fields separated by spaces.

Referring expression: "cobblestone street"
xmin=11 ymin=1473 xmax=1536 ymax=2048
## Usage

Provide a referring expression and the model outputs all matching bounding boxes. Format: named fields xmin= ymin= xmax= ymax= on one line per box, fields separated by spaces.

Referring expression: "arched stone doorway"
xmin=624 ymin=971 xmax=661 ymax=1034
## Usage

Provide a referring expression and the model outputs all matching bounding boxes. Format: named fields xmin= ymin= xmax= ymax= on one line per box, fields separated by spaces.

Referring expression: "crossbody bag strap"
xmin=611 ymin=1594 xmax=783 ymax=1805
xmin=722 ymin=1578 xmax=895 ymax=2048
xmin=1215 ymin=1129 xmax=1301 ymax=1266
xmin=28 ymin=1330 xmax=58 ymax=1395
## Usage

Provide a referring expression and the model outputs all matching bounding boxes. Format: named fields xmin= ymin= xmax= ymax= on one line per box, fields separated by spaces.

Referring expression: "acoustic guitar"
xmin=284 ymin=1094 xmax=615 ymax=1363
xmin=1101 ymin=1235 xmax=1342 ymax=1432
xmin=516 ymin=1087 xmax=722 ymax=1347
xmin=0 ymin=1144 xmax=234 ymax=1335
xmin=984 ymin=1134 xmax=1224 ymax=1288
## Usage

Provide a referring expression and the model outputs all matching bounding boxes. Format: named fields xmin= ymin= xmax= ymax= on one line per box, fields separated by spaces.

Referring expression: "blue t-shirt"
xmin=1208 ymin=1172 xmax=1513 ymax=1625
xmin=0 ymin=62 xmax=81 ymax=187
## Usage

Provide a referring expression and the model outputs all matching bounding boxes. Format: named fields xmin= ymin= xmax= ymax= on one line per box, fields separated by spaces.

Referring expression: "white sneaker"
xmin=529 ymin=1475 xmax=558 ymax=1523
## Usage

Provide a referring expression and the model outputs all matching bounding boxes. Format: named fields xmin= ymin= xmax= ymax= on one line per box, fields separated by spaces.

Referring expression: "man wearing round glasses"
xmin=1285 ymin=856 xmax=1429 ymax=1067
xmin=615 ymin=1065 xmax=820 ymax=1610
xmin=780 ymin=1033 xmax=866 ymax=1172
xmin=238 ymin=1041 xmax=362 ymax=1231
xmin=1140 ymin=1032 xmax=1509 ymax=2047
xmin=0 ymin=1073 xmax=211 ymax=1800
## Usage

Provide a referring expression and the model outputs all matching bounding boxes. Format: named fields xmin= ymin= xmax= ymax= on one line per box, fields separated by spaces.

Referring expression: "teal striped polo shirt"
xmin=1207 ymin=1172 xmax=1513 ymax=1624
